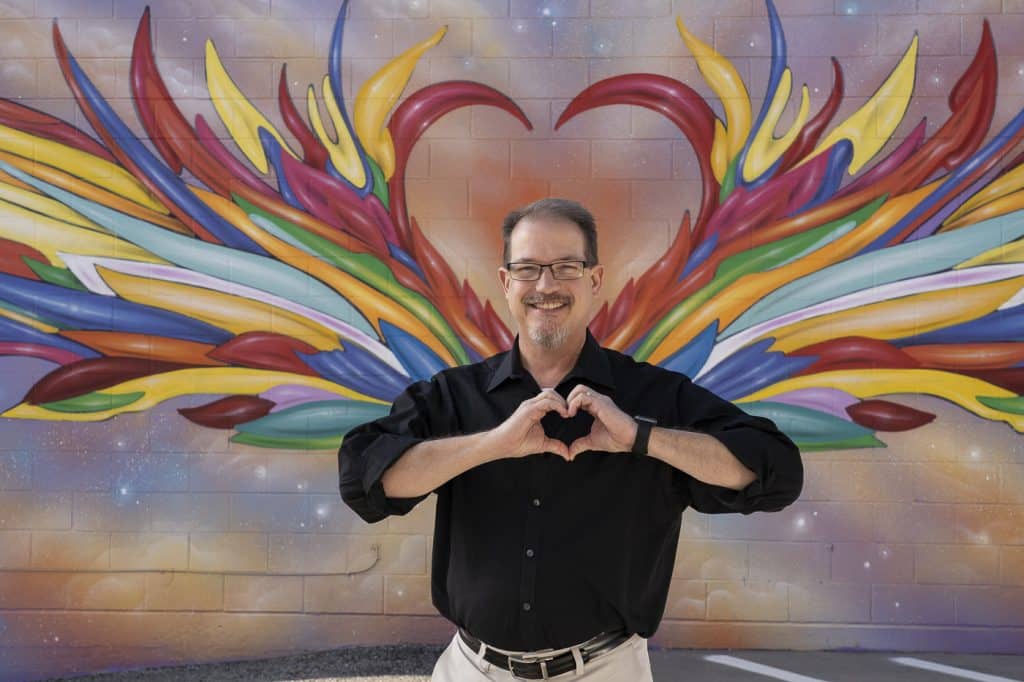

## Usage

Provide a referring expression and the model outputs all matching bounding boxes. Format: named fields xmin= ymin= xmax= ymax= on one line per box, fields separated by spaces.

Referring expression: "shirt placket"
xmin=518 ymin=453 xmax=554 ymax=649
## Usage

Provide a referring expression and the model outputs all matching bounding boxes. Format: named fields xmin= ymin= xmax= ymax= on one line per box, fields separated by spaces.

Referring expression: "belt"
xmin=458 ymin=628 xmax=630 ymax=679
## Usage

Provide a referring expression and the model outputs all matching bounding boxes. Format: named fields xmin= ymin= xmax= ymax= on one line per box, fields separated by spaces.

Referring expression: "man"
xmin=339 ymin=198 xmax=803 ymax=681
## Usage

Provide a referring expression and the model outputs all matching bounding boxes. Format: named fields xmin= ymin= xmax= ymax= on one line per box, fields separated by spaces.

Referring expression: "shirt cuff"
xmin=362 ymin=434 xmax=430 ymax=516
xmin=703 ymin=425 xmax=802 ymax=513
xmin=711 ymin=428 xmax=770 ymax=498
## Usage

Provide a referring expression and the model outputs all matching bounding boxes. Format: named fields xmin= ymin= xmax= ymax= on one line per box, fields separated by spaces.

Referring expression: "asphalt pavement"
xmin=34 ymin=645 xmax=1024 ymax=682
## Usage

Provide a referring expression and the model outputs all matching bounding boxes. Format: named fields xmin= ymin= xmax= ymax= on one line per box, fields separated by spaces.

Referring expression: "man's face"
xmin=499 ymin=216 xmax=604 ymax=351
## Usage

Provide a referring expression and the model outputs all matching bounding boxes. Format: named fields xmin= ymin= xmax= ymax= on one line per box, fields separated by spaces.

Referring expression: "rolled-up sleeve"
xmin=674 ymin=378 xmax=803 ymax=514
xmin=338 ymin=374 xmax=456 ymax=523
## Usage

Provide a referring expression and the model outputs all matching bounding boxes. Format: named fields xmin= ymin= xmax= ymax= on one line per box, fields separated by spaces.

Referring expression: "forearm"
xmin=646 ymin=426 xmax=757 ymax=491
xmin=381 ymin=429 xmax=500 ymax=498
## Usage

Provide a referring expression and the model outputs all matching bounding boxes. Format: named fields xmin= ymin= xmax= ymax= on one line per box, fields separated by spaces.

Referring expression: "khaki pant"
xmin=431 ymin=630 xmax=654 ymax=681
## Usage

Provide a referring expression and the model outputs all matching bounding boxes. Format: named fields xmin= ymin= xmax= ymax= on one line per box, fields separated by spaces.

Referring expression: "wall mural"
xmin=1 ymin=0 xmax=1022 ymax=678
xmin=1 ymin=3 xmax=1021 ymax=448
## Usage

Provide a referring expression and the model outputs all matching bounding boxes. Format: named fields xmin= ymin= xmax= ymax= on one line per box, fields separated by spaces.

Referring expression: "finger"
xmin=566 ymin=384 xmax=594 ymax=410
xmin=537 ymin=388 xmax=568 ymax=406
xmin=568 ymin=390 xmax=599 ymax=418
xmin=535 ymin=389 xmax=569 ymax=414
xmin=529 ymin=402 xmax=563 ymax=423
xmin=527 ymin=392 xmax=565 ymax=416
xmin=539 ymin=394 xmax=570 ymax=418
xmin=567 ymin=385 xmax=602 ymax=406
xmin=565 ymin=384 xmax=589 ymax=402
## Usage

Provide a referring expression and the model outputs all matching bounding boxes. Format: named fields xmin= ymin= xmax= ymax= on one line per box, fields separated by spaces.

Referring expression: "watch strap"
xmin=631 ymin=416 xmax=656 ymax=455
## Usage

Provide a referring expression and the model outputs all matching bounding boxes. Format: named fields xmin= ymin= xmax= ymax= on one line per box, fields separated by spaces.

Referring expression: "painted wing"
xmin=562 ymin=0 xmax=1024 ymax=450
xmin=0 ymin=2 xmax=527 ymax=449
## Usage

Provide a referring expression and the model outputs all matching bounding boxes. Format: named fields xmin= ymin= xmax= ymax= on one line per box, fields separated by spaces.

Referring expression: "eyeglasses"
xmin=505 ymin=260 xmax=590 ymax=281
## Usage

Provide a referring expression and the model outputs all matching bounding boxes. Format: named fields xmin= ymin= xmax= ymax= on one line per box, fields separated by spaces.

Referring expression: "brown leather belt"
xmin=458 ymin=628 xmax=630 ymax=679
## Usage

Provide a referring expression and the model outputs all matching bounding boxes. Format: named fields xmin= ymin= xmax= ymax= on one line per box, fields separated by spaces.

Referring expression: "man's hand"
xmin=565 ymin=386 xmax=638 ymax=460
xmin=489 ymin=389 xmax=571 ymax=460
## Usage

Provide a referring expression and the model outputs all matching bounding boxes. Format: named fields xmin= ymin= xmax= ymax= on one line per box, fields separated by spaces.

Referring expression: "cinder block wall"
xmin=1 ymin=1 xmax=1023 ymax=679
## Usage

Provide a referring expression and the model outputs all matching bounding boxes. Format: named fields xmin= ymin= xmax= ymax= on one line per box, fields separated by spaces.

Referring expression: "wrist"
xmin=478 ymin=428 xmax=507 ymax=462
xmin=631 ymin=416 xmax=657 ymax=455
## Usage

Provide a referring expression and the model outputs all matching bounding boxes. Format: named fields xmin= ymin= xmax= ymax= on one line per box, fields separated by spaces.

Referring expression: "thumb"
xmin=568 ymin=436 xmax=593 ymax=461
xmin=545 ymin=438 xmax=569 ymax=460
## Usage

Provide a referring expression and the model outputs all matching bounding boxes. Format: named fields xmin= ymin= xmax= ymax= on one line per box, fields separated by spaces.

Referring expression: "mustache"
xmin=523 ymin=295 xmax=572 ymax=306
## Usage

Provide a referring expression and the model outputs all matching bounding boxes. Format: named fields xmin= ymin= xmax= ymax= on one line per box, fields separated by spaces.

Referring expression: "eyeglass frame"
xmin=503 ymin=259 xmax=593 ymax=281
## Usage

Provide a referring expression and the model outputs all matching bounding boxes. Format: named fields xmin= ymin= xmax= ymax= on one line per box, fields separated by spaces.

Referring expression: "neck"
xmin=518 ymin=330 xmax=587 ymax=388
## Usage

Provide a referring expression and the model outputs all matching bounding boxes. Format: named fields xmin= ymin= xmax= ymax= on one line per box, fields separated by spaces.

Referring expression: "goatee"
xmin=521 ymin=294 xmax=573 ymax=349
xmin=529 ymin=324 xmax=569 ymax=349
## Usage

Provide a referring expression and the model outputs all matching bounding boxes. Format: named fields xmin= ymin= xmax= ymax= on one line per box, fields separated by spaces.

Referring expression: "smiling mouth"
xmin=527 ymin=301 xmax=569 ymax=311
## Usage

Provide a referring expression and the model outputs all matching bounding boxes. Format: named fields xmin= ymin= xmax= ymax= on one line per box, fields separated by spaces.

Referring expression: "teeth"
xmin=531 ymin=302 xmax=565 ymax=309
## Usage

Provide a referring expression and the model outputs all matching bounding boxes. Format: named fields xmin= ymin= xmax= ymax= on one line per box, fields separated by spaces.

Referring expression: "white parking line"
xmin=890 ymin=657 xmax=1022 ymax=682
xmin=704 ymin=654 xmax=831 ymax=681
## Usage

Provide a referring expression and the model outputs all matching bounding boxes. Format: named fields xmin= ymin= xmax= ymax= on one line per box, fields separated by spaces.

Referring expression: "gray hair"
xmin=501 ymin=198 xmax=599 ymax=265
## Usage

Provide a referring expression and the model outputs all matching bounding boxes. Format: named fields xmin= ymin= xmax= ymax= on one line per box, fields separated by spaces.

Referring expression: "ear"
xmin=589 ymin=263 xmax=604 ymax=296
xmin=499 ymin=266 xmax=512 ymax=295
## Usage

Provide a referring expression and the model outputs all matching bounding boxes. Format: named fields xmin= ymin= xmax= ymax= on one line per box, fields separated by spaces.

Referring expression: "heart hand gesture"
xmin=490 ymin=388 xmax=571 ymax=460
xmin=565 ymin=386 xmax=638 ymax=460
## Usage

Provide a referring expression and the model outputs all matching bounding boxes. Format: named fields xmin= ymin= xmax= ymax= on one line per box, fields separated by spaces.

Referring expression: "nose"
xmin=533 ymin=265 xmax=561 ymax=292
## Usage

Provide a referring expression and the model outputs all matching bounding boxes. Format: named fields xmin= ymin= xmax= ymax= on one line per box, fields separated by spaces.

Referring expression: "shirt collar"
xmin=486 ymin=330 xmax=615 ymax=393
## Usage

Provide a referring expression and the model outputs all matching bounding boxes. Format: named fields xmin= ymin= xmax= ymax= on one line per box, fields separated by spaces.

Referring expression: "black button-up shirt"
xmin=338 ymin=332 xmax=802 ymax=651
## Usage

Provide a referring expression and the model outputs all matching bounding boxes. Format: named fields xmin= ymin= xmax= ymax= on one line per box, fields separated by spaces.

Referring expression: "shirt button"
xmin=526 ymin=548 xmax=535 ymax=558
xmin=523 ymin=602 xmax=532 ymax=611
xmin=532 ymin=498 xmax=541 ymax=507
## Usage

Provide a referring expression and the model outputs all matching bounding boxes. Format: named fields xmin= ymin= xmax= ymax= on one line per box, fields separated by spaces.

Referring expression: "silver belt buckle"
xmin=506 ymin=655 xmax=531 ymax=679
xmin=508 ymin=652 xmax=553 ymax=679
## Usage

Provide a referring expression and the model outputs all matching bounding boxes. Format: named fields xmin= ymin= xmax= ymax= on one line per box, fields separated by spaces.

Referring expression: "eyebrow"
xmin=509 ymin=255 xmax=586 ymax=263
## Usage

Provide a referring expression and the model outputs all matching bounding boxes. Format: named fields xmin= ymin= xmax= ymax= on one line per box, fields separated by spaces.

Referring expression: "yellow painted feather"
xmin=0 ymin=150 xmax=188 ymax=235
xmin=0 ymin=175 xmax=100 ymax=230
xmin=742 ymin=368 xmax=1024 ymax=431
xmin=95 ymin=266 xmax=345 ymax=351
xmin=941 ymin=189 xmax=1024 ymax=233
xmin=0 ymin=123 xmax=165 ymax=212
xmin=803 ymin=36 xmax=918 ymax=175
xmin=676 ymin=17 xmax=751 ymax=178
xmin=946 ymin=162 xmax=1024 ymax=225
xmin=354 ymin=26 xmax=446 ymax=179
xmin=742 ymin=69 xmax=810 ymax=182
xmin=307 ymin=77 xmax=367 ymax=187
xmin=0 ymin=195 xmax=161 ymax=267
xmin=710 ymin=119 xmax=730 ymax=184
xmin=205 ymin=39 xmax=298 ymax=174
xmin=764 ymin=277 xmax=1024 ymax=353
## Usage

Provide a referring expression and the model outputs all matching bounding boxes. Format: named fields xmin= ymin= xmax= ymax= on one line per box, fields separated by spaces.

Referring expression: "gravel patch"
xmin=42 ymin=645 xmax=446 ymax=682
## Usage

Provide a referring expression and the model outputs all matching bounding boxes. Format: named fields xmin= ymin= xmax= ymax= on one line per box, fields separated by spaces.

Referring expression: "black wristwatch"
xmin=631 ymin=416 xmax=657 ymax=455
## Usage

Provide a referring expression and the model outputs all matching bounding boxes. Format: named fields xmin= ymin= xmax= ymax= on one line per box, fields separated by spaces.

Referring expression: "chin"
xmin=528 ymin=324 xmax=570 ymax=349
